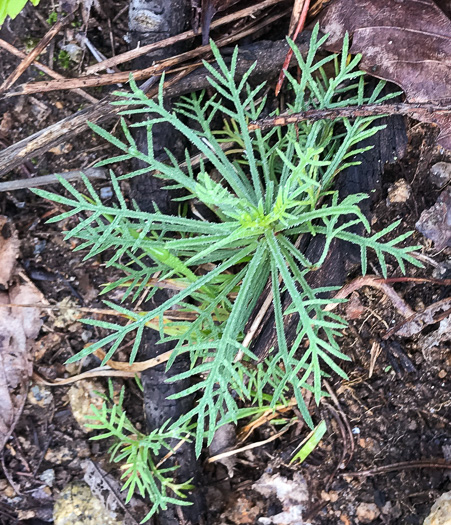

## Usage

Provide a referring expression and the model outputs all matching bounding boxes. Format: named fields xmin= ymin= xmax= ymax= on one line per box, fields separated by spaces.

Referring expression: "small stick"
xmin=0 ymin=168 xmax=107 ymax=192
xmin=0 ymin=38 xmax=98 ymax=104
xmin=33 ymin=369 xmax=138 ymax=385
xmin=344 ymin=460 xmax=451 ymax=478
xmin=87 ymin=0 xmax=285 ymax=74
xmin=249 ymin=103 xmax=451 ymax=130
xmin=0 ymin=14 xmax=73 ymax=93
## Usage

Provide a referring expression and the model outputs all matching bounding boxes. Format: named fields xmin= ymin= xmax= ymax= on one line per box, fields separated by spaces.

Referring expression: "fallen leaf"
xmin=318 ymin=0 xmax=451 ymax=149
xmin=393 ymin=296 xmax=451 ymax=338
xmin=416 ymin=186 xmax=451 ymax=250
xmin=0 ymin=216 xmax=19 ymax=287
xmin=0 ymin=280 xmax=43 ymax=451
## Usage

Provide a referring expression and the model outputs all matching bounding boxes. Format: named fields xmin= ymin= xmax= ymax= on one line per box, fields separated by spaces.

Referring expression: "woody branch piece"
xmin=86 ymin=0 xmax=285 ymax=74
xmin=249 ymin=102 xmax=451 ymax=130
xmin=0 ymin=38 xmax=98 ymax=104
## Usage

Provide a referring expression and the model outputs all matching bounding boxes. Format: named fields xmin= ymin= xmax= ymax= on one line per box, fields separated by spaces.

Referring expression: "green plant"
xmin=57 ymin=49 xmax=72 ymax=70
xmin=85 ymin=382 xmax=194 ymax=520
xmin=34 ymin=26 xmax=422 ymax=515
xmin=46 ymin=10 xmax=57 ymax=24
xmin=0 ymin=0 xmax=40 ymax=26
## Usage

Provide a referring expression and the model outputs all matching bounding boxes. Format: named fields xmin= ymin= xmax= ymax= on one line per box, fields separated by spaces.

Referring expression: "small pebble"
xmin=39 ymin=469 xmax=55 ymax=487
xmin=386 ymin=178 xmax=411 ymax=205
xmin=27 ymin=384 xmax=53 ymax=408
xmin=67 ymin=380 xmax=107 ymax=432
xmin=53 ymin=482 xmax=121 ymax=525
xmin=356 ymin=502 xmax=380 ymax=523
xmin=100 ymin=186 xmax=113 ymax=199
xmin=424 ymin=490 xmax=451 ymax=525
xmin=430 ymin=162 xmax=451 ymax=187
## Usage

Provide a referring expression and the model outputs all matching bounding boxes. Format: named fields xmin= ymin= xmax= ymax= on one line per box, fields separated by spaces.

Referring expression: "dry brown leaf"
xmin=0 ymin=216 xmax=19 ymax=287
xmin=416 ymin=186 xmax=451 ymax=250
xmin=0 ymin=281 xmax=44 ymax=451
xmin=318 ymin=0 xmax=451 ymax=149
xmin=394 ymin=296 xmax=451 ymax=338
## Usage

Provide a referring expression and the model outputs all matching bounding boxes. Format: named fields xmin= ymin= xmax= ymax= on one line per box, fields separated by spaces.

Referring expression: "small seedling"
xmin=46 ymin=10 xmax=57 ymax=24
xmin=35 ymin=26 xmax=422 ymax=519
xmin=57 ymin=50 xmax=72 ymax=70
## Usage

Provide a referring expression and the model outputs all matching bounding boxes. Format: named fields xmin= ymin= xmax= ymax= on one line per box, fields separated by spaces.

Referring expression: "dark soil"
xmin=0 ymin=3 xmax=450 ymax=525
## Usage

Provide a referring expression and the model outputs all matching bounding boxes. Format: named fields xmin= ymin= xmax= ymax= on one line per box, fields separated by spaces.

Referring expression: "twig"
xmin=0 ymin=38 xmax=98 ymax=104
xmin=249 ymin=103 xmax=451 ymax=130
xmin=32 ymin=344 xmax=189 ymax=386
xmin=76 ymin=34 xmax=120 ymax=75
xmin=322 ymin=380 xmax=355 ymax=489
xmin=33 ymin=369 xmax=139 ymax=385
xmin=0 ymin=14 xmax=73 ymax=93
xmin=6 ymin=10 xmax=288 ymax=97
xmin=344 ymin=460 xmax=451 ymax=477
xmin=323 ymin=402 xmax=348 ymax=488
xmin=0 ymin=168 xmax=107 ymax=192
xmin=1 ymin=454 xmax=22 ymax=495
xmin=87 ymin=0 xmax=286 ymax=74
xmin=0 ymin=301 xmax=198 ymax=321
xmin=275 ymin=0 xmax=310 ymax=96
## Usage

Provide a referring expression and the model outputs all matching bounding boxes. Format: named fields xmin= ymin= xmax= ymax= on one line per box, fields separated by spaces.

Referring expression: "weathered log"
xmin=127 ymin=1 xmax=205 ymax=524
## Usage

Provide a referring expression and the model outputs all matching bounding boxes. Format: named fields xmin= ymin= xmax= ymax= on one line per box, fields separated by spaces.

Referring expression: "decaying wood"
xmin=127 ymin=1 xmax=203 ymax=523
xmin=0 ymin=36 xmax=311 ymax=178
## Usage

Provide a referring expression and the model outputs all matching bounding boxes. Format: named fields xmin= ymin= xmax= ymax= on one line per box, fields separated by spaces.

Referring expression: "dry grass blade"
xmin=208 ymin=420 xmax=297 ymax=463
